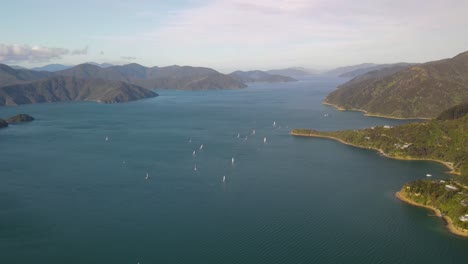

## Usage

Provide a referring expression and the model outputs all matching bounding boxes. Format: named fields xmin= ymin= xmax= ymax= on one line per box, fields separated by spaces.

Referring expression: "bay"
xmin=1 ymin=77 xmax=466 ymax=263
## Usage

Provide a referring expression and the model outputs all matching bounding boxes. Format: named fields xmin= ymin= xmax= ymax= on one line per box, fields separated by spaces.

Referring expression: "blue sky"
xmin=1 ymin=0 xmax=468 ymax=72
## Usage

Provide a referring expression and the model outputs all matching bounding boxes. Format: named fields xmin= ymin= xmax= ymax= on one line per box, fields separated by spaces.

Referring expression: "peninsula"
xmin=291 ymin=107 xmax=468 ymax=236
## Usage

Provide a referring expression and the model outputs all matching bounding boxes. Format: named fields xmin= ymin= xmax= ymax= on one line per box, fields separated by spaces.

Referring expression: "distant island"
xmin=7 ymin=114 xmax=34 ymax=123
xmin=324 ymin=51 xmax=468 ymax=119
xmin=229 ymin=70 xmax=297 ymax=83
xmin=291 ymin=104 xmax=468 ymax=236
xmin=0 ymin=114 xmax=34 ymax=129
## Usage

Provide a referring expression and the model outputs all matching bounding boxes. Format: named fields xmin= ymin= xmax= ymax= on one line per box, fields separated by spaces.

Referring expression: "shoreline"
xmin=396 ymin=191 xmax=468 ymax=238
xmin=322 ymin=101 xmax=431 ymax=120
xmin=290 ymin=132 xmax=459 ymax=175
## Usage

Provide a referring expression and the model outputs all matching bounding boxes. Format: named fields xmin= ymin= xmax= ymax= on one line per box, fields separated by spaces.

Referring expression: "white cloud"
xmin=0 ymin=43 xmax=90 ymax=63
xmin=0 ymin=43 xmax=69 ymax=63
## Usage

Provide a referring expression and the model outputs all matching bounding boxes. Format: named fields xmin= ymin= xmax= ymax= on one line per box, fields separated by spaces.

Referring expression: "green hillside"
xmin=291 ymin=114 xmax=468 ymax=183
xmin=324 ymin=51 xmax=468 ymax=119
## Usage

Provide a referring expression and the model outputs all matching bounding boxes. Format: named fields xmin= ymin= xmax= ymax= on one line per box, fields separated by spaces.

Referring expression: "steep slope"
xmin=0 ymin=64 xmax=53 ymax=86
xmin=229 ymin=70 xmax=296 ymax=83
xmin=0 ymin=76 xmax=157 ymax=106
xmin=325 ymin=51 xmax=468 ymax=119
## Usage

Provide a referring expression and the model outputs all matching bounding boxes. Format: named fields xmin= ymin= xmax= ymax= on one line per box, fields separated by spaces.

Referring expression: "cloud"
xmin=71 ymin=46 xmax=88 ymax=55
xmin=0 ymin=43 xmax=69 ymax=63
xmin=121 ymin=56 xmax=136 ymax=60
xmin=0 ymin=43 xmax=91 ymax=63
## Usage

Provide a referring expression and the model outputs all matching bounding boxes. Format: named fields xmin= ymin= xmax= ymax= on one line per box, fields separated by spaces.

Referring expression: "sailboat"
xmin=194 ymin=164 xmax=197 ymax=171
xmin=105 ymin=136 xmax=109 ymax=142
xmin=273 ymin=121 xmax=276 ymax=127
xmin=231 ymin=157 xmax=235 ymax=165
xmin=237 ymin=133 xmax=240 ymax=138
xmin=252 ymin=129 xmax=256 ymax=135
xmin=223 ymin=175 xmax=226 ymax=182
xmin=199 ymin=144 xmax=204 ymax=151
xmin=145 ymin=172 xmax=149 ymax=180
xmin=426 ymin=174 xmax=432 ymax=177
xmin=264 ymin=137 xmax=267 ymax=143
xmin=193 ymin=150 xmax=196 ymax=157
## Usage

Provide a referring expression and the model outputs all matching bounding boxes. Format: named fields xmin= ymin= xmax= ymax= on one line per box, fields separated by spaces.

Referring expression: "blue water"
xmin=1 ymin=78 xmax=467 ymax=263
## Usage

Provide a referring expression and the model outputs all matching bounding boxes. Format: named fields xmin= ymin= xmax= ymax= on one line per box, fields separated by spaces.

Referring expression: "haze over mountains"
xmin=325 ymin=51 xmax=468 ymax=119
xmin=229 ymin=70 xmax=296 ymax=83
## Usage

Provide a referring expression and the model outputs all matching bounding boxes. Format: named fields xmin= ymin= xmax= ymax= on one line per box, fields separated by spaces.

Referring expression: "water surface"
xmin=1 ymin=78 xmax=466 ymax=263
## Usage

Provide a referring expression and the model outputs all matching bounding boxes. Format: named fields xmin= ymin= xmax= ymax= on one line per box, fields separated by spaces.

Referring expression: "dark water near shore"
xmin=1 ymin=78 xmax=467 ymax=263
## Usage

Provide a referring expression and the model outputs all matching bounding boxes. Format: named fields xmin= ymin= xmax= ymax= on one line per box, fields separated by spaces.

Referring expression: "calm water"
xmin=1 ymin=78 xmax=467 ymax=263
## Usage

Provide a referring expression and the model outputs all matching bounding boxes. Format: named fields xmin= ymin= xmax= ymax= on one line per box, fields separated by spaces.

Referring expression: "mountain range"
xmin=324 ymin=51 xmax=468 ymax=119
xmin=0 ymin=63 xmax=299 ymax=106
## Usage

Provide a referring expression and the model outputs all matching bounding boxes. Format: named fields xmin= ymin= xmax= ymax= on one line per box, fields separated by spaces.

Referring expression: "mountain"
xmin=266 ymin=67 xmax=314 ymax=78
xmin=57 ymin=63 xmax=246 ymax=90
xmin=0 ymin=76 xmax=157 ymax=106
xmin=229 ymin=70 xmax=296 ymax=83
xmin=338 ymin=63 xmax=415 ymax=78
xmin=324 ymin=63 xmax=378 ymax=76
xmin=324 ymin=51 xmax=468 ymax=119
xmin=31 ymin=64 xmax=72 ymax=72
xmin=0 ymin=64 xmax=53 ymax=86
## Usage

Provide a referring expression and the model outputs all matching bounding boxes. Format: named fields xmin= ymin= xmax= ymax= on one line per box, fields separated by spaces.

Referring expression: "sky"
xmin=1 ymin=0 xmax=468 ymax=72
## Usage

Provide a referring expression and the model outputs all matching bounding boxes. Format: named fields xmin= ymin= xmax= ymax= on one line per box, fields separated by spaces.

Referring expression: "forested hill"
xmin=324 ymin=51 xmax=468 ymax=119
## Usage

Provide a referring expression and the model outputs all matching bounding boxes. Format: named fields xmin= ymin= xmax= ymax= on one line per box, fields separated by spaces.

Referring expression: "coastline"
xmin=290 ymin=131 xmax=459 ymax=175
xmin=396 ymin=191 xmax=468 ymax=238
xmin=322 ymin=101 xmax=431 ymax=120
